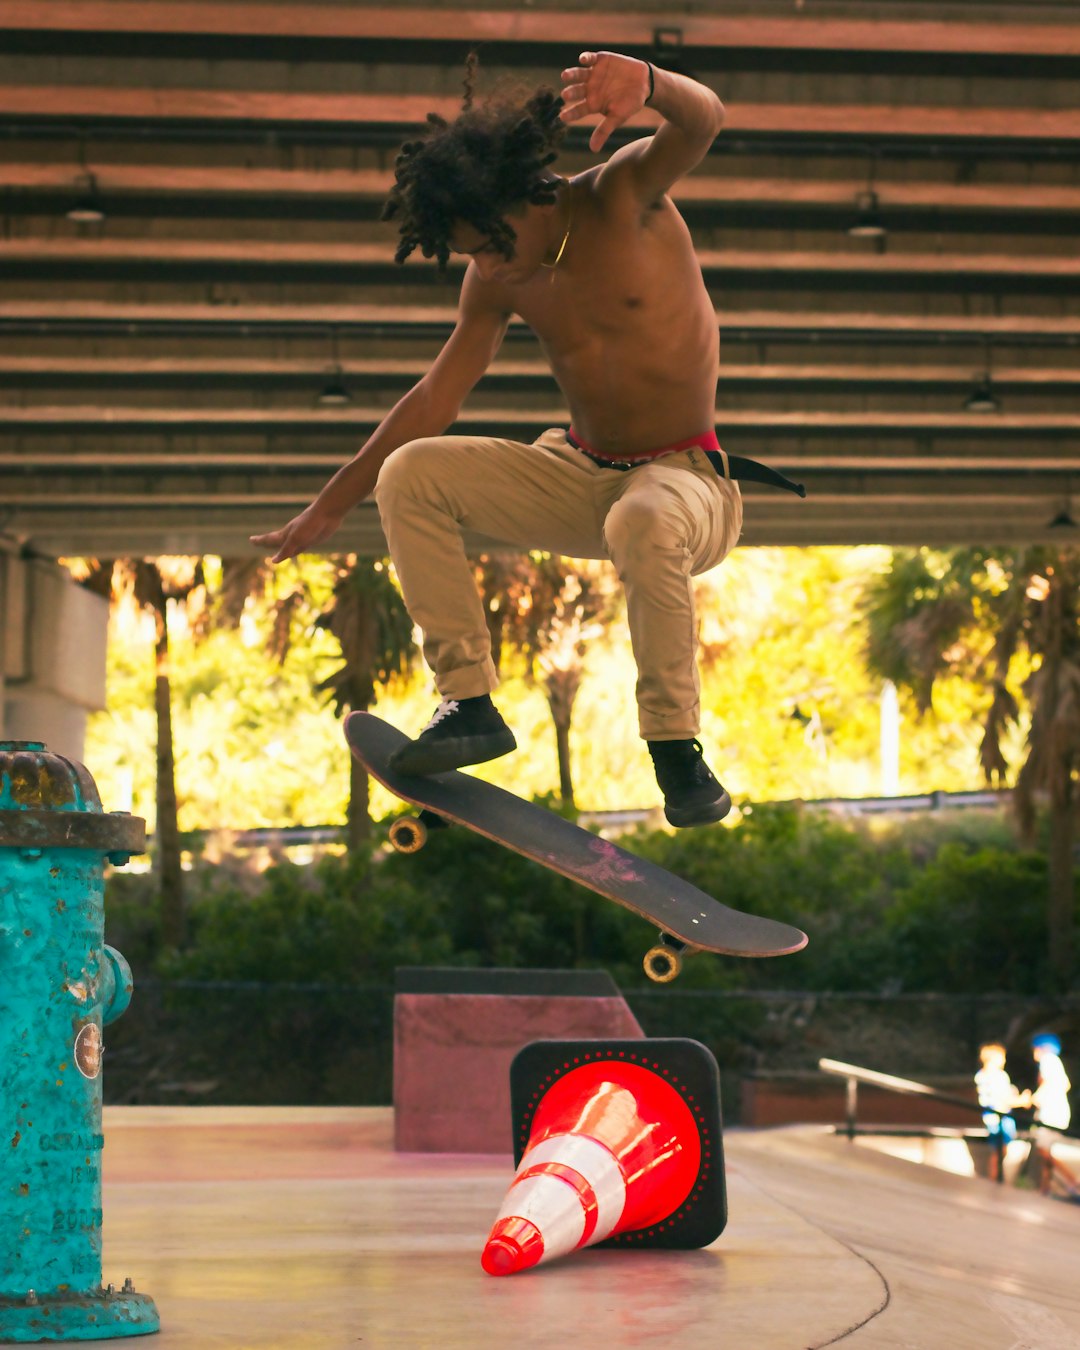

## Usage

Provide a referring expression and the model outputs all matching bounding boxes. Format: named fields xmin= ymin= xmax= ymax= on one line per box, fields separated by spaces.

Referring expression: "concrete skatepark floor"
xmin=93 ymin=1106 xmax=1080 ymax=1349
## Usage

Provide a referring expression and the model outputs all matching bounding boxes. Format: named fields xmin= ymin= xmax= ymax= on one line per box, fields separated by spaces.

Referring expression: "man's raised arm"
xmin=251 ymin=274 xmax=510 ymax=563
xmin=560 ymin=50 xmax=724 ymax=202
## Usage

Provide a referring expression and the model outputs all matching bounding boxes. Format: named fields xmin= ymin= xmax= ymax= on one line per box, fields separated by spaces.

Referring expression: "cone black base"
xmin=509 ymin=1038 xmax=726 ymax=1250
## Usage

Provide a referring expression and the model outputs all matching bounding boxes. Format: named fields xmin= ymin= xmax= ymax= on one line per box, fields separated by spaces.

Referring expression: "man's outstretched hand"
xmin=250 ymin=503 xmax=343 ymax=564
xmin=560 ymin=51 xmax=652 ymax=154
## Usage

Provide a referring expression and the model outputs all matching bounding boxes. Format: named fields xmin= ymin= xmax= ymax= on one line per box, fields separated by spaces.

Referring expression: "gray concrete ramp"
xmin=729 ymin=1126 xmax=1080 ymax=1348
xmin=91 ymin=1108 xmax=1080 ymax=1349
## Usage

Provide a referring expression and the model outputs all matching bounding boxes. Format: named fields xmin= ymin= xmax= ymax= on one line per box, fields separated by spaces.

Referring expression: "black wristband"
xmin=645 ymin=61 xmax=655 ymax=104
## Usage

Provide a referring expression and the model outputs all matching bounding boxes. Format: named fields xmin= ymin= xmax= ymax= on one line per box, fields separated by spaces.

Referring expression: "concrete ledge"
xmin=393 ymin=969 xmax=643 ymax=1153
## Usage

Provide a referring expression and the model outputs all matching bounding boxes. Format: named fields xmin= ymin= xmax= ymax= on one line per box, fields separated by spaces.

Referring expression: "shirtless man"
xmin=254 ymin=51 xmax=797 ymax=827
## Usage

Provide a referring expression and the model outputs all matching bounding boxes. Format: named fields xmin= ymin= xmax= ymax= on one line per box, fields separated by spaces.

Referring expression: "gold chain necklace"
xmin=540 ymin=183 xmax=573 ymax=272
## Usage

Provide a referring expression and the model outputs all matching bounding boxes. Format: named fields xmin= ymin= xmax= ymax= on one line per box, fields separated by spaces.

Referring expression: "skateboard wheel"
xmin=389 ymin=816 xmax=428 ymax=853
xmin=643 ymin=944 xmax=683 ymax=983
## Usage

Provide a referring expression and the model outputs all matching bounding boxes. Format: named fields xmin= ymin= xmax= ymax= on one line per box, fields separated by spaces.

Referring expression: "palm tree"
xmin=208 ymin=555 xmax=308 ymax=667
xmin=83 ymin=556 xmax=205 ymax=949
xmin=315 ymin=557 xmax=417 ymax=848
xmin=475 ymin=553 xmax=617 ymax=809
xmin=863 ymin=545 xmax=1080 ymax=987
xmin=210 ymin=554 xmax=416 ymax=849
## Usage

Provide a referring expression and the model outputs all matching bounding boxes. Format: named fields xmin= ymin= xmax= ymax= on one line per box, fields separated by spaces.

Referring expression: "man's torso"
xmin=490 ymin=168 xmax=719 ymax=456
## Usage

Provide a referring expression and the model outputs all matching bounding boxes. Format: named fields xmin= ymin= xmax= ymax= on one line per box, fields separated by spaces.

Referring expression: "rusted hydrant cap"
xmin=0 ymin=739 xmax=103 ymax=813
xmin=0 ymin=741 xmax=145 ymax=852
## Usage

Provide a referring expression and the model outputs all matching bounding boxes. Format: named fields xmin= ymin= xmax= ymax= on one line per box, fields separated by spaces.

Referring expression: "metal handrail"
xmin=817 ymin=1056 xmax=1077 ymax=1191
xmin=818 ymin=1057 xmax=993 ymax=1136
xmin=820 ymin=1056 xmax=1073 ymax=1134
xmin=818 ymin=1056 xmax=1018 ymax=1184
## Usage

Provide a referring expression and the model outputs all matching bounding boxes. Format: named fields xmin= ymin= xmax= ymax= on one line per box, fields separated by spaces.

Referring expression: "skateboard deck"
xmin=345 ymin=712 xmax=807 ymax=982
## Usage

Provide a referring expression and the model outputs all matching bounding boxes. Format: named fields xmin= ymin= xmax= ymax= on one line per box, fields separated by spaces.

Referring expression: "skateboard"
xmin=344 ymin=711 xmax=808 ymax=983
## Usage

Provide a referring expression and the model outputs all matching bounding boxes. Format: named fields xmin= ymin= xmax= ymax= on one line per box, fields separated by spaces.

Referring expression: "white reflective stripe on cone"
xmin=497 ymin=1134 xmax=627 ymax=1253
xmin=493 ymin=1175 xmax=585 ymax=1257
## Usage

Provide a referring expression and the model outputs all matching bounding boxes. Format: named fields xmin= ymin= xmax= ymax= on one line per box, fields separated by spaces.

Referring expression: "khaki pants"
xmin=375 ymin=427 xmax=743 ymax=740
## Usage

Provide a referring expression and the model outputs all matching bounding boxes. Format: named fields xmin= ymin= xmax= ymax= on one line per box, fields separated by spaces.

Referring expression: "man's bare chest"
xmin=515 ymin=270 xmax=657 ymax=347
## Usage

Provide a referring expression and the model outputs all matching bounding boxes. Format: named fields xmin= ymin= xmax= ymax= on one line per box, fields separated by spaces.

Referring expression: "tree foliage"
xmin=475 ymin=552 xmax=619 ymax=807
xmin=313 ymin=558 xmax=418 ymax=847
xmin=77 ymin=557 xmax=206 ymax=948
xmin=314 ymin=559 xmax=417 ymax=717
xmin=862 ymin=545 xmax=1080 ymax=986
xmin=87 ymin=546 xmax=1016 ymax=831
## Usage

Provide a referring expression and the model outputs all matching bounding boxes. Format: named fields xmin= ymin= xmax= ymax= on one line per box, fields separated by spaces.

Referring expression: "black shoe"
xmin=388 ymin=696 xmax=516 ymax=776
xmin=647 ymin=738 xmax=732 ymax=828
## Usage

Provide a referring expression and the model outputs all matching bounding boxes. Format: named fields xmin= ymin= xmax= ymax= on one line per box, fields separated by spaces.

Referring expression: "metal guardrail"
xmin=817 ymin=1055 xmax=1079 ymax=1192
xmin=819 ymin=1056 xmax=1014 ymax=1184
xmin=820 ymin=1056 xmax=1074 ymax=1136
xmin=789 ymin=789 xmax=1006 ymax=815
xmin=818 ymin=1057 xmax=990 ymax=1139
xmin=163 ymin=787 xmax=1009 ymax=851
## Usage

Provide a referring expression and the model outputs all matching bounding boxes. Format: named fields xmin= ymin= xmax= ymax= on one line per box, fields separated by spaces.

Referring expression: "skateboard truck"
xmin=643 ymin=934 xmax=687 ymax=984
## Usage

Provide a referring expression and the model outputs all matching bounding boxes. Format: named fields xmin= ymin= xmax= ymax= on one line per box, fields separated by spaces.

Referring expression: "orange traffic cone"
xmin=481 ymin=1039 xmax=725 ymax=1276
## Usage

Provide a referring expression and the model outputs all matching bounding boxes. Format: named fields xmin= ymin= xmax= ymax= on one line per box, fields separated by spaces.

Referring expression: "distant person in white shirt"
xmin=974 ymin=1042 xmax=1023 ymax=1181
xmin=1029 ymin=1033 xmax=1074 ymax=1196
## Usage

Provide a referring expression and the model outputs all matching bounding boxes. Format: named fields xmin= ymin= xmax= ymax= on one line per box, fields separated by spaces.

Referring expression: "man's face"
xmin=449 ymin=201 xmax=553 ymax=284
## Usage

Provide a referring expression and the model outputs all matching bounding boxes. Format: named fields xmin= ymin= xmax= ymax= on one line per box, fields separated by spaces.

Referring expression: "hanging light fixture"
xmin=316 ymin=366 xmax=352 ymax=406
xmin=847 ymin=188 xmax=887 ymax=240
xmin=964 ymin=340 xmax=1000 ymax=413
xmin=963 ymin=376 xmax=1000 ymax=413
xmin=315 ymin=327 xmax=352 ymax=406
xmin=1048 ymin=499 xmax=1077 ymax=531
xmin=66 ymin=171 xmax=105 ymax=224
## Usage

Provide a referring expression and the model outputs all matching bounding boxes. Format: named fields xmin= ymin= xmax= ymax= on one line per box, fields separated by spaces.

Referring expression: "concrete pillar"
xmin=0 ymin=551 xmax=108 ymax=761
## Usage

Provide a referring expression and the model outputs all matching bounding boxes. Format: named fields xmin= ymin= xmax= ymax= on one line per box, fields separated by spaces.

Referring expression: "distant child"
xmin=974 ymin=1042 xmax=1023 ymax=1181
xmin=1030 ymin=1033 xmax=1074 ymax=1196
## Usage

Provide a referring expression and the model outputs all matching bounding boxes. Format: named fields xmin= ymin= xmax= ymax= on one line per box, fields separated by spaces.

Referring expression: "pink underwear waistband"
xmin=566 ymin=426 xmax=721 ymax=463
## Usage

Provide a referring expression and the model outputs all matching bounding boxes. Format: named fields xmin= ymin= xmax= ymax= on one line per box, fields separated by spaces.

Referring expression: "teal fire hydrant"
xmin=0 ymin=742 xmax=159 ymax=1342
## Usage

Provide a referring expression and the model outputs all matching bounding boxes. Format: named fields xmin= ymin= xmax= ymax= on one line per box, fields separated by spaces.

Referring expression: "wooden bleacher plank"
xmin=2 ymin=3 xmax=1079 ymax=61
xmin=3 ymin=86 xmax=1079 ymax=144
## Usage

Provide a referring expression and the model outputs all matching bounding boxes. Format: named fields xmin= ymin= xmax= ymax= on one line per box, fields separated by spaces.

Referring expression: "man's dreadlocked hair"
xmin=382 ymin=52 xmax=567 ymax=270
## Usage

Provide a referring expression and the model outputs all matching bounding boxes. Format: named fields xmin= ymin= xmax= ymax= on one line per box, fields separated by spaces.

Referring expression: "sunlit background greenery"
xmin=84 ymin=545 xmax=1025 ymax=835
xmin=79 ymin=542 xmax=1077 ymax=1102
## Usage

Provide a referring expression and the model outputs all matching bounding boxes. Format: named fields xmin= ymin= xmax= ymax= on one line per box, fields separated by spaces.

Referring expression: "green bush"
xmin=160 ymin=847 xmax=455 ymax=983
xmin=102 ymin=869 xmax=164 ymax=974
xmin=374 ymin=824 xmax=651 ymax=981
xmin=629 ymin=805 xmax=909 ymax=991
xmin=885 ymin=846 xmax=1055 ymax=994
xmin=104 ymin=805 xmax=1075 ymax=995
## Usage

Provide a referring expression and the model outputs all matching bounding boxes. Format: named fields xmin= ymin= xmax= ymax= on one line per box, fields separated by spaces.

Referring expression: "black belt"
xmin=565 ymin=430 xmax=806 ymax=498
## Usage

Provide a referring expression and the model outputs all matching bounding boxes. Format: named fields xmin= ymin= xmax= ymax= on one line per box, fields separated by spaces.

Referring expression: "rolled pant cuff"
xmin=639 ymin=721 xmax=701 ymax=741
xmin=437 ymin=659 xmax=499 ymax=702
